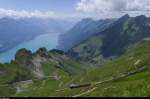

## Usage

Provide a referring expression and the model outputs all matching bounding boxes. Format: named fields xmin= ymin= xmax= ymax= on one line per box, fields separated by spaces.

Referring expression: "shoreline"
xmin=0 ymin=32 xmax=60 ymax=63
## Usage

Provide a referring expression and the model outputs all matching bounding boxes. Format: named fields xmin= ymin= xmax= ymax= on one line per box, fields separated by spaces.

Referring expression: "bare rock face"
xmin=12 ymin=48 xmax=72 ymax=79
xmin=30 ymin=49 xmax=67 ymax=79
xmin=13 ymin=48 xmax=67 ymax=79
xmin=31 ymin=55 xmax=47 ymax=79
xmin=14 ymin=48 xmax=32 ymax=66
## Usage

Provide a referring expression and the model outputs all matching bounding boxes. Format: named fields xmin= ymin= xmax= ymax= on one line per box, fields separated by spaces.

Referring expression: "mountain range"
xmin=68 ymin=14 xmax=150 ymax=63
xmin=57 ymin=18 xmax=115 ymax=51
xmin=0 ymin=14 xmax=150 ymax=97
xmin=0 ymin=17 xmax=75 ymax=53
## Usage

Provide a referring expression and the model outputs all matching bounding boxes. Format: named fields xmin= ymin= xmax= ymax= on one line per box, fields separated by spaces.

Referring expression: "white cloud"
xmin=76 ymin=0 xmax=150 ymax=18
xmin=0 ymin=8 xmax=56 ymax=18
xmin=0 ymin=8 xmax=83 ymax=21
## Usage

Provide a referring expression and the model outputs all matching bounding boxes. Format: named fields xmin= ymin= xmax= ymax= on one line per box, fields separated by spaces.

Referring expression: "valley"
xmin=0 ymin=17 xmax=75 ymax=54
xmin=0 ymin=14 xmax=150 ymax=97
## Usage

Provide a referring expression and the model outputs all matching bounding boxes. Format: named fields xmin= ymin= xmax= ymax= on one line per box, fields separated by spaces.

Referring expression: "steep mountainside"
xmin=101 ymin=15 xmax=150 ymax=57
xmin=58 ymin=18 xmax=115 ymax=51
xmin=68 ymin=15 xmax=150 ymax=63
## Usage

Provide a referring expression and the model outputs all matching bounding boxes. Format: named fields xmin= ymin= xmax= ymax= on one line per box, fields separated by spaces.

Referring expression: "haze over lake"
xmin=0 ymin=33 xmax=60 ymax=63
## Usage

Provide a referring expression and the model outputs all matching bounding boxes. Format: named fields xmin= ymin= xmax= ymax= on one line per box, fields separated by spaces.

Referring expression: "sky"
xmin=0 ymin=0 xmax=150 ymax=19
xmin=0 ymin=0 xmax=78 ymax=13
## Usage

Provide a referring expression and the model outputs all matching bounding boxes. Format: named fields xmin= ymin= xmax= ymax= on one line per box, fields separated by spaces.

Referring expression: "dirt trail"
xmin=53 ymin=65 xmax=149 ymax=97
xmin=93 ymin=66 xmax=148 ymax=86
xmin=72 ymin=66 xmax=148 ymax=97
xmin=14 ymin=80 xmax=33 ymax=93
xmin=73 ymin=87 xmax=97 ymax=97
xmin=55 ymin=88 xmax=68 ymax=92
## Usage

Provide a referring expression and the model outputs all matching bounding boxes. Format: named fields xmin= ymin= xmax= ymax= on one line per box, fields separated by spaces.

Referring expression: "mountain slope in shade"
xmin=57 ymin=18 xmax=115 ymax=51
xmin=68 ymin=15 xmax=150 ymax=63
xmin=101 ymin=14 xmax=150 ymax=57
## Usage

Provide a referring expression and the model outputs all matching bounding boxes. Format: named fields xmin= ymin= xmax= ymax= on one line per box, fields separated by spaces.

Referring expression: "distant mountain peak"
xmin=135 ymin=15 xmax=147 ymax=20
xmin=123 ymin=14 xmax=130 ymax=18
xmin=119 ymin=14 xmax=130 ymax=20
xmin=81 ymin=18 xmax=93 ymax=23
xmin=136 ymin=15 xmax=146 ymax=18
xmin=82 ymin=18 xmax=93 ymax=21
xmin=0 ymin=17 xmax=17 ymax=22
xmin=114 ymin=14 xmax=130 ymax=25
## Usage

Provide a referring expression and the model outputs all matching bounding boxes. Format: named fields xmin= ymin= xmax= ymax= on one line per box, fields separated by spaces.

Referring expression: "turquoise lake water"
xmin=0 ymin=33 xmax=60 ymax=63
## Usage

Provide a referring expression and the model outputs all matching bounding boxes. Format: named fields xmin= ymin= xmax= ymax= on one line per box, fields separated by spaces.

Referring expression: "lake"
xmin=0 ymin=33 xmax=60 ymax=63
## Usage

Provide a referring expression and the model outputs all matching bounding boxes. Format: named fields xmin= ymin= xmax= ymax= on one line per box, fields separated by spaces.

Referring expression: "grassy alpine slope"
xmin=16 ymin=40 xmax=150 ymax=97
xmin=0 ymin=48 xmax=87 ymax=97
